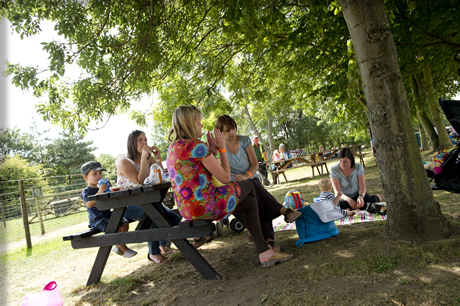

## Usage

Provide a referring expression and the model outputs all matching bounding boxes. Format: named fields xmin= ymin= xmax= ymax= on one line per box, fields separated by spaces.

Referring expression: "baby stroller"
xmin=428 ymin=98 xmax=460 ymax=193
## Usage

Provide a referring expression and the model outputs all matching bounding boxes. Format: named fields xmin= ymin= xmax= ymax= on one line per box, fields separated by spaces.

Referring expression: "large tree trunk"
xmin=339 ymin=0 xmax=453 ymax=240
xmin=410 ymin=73 xmax=438 ymax=150
xmin=423 ymin=65 xmax=452 ymax=151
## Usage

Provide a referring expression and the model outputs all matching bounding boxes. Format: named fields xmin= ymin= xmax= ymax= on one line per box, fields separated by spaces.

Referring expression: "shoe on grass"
xmin=112 ymin=246 xmax=123 ymax=256
xmin=123 ymin=249 xmax=138 ymax=258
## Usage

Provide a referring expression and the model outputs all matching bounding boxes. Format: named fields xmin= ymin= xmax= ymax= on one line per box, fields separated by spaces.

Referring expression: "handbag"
xmin=22 ymin=281 xmax=64 ymax=306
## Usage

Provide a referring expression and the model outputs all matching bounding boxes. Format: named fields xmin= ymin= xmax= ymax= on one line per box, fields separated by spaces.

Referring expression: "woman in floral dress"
xmin=166 ymin=105 xmax=293 ymax=267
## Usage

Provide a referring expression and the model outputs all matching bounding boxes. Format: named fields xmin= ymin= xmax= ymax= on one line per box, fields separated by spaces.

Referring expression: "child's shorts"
xmin=90 ymin=217 xmax=128 ymax=232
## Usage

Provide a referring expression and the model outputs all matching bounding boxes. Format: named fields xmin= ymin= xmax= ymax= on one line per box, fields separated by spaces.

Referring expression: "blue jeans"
xmin=124 ymin=204 xmax=182 ymax=255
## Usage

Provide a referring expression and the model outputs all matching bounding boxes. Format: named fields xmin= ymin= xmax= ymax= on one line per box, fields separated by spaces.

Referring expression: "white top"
xmin=115 ymin=154 xmax=141 ymax=190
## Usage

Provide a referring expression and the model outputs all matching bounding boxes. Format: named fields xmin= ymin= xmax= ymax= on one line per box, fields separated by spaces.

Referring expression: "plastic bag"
xmin=309 ymin=200 xmax=345 ymax=223
xmin=22 ymin=281 xmax=64 ymax=306
xmin=144 ymin=164 xmax=163 ymax=185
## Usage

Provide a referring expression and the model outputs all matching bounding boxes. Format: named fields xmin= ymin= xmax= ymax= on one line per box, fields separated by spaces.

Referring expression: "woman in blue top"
xmin=214 ymin=115 xmax=301 ymax=251
xmin=330 ymin=147 xmax=385 ymax=210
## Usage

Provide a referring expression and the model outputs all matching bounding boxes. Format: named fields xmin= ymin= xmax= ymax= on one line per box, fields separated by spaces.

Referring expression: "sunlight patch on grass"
xmin=335 ymin=251 xmax=356 ymax=258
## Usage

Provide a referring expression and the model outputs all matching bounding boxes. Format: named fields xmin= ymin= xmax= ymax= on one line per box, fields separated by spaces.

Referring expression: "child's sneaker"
xmin=112 ymin=246 xmax=123 ymax=256
xmin=123 ymin=249 xmax=138 ymax=258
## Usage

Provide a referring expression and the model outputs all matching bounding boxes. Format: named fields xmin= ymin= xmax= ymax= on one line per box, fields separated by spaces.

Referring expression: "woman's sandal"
xmin=267 ymin=240 xmax=280 ymax=252
xmin=260 ymin=251 xmax=293 ymax=268
xmin=191 ymin=235 xmax=215 ymax=249
xmin=284 ymin=208 xmax=301 ymax=223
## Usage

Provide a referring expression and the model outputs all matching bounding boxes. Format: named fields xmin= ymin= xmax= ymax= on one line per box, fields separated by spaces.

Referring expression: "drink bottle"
xmin=98 ymin=178 xmax=110 ymax=193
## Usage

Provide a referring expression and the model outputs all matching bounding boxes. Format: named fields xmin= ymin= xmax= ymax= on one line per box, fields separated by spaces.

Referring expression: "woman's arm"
xmin=117 ymin=157 xmax=149 ymax=185
xmin=356 ymin=174 xmax=367 ymax=207
xmin=331 ymin=177 xmax=347 ymax=200
xmin=234 ymin=145 xmax=259 ymax=182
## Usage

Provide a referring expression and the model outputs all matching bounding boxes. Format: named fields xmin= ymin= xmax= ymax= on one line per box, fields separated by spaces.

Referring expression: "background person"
xmin=253 ymin=136 xmax=268 ymax=165
xmin=330 ymin=147 xmax=385 ymax=210
xmin=116 ymin=130 xmax=181 ymax=263
xmin=167 ymin=106 xmax=293 ymax=267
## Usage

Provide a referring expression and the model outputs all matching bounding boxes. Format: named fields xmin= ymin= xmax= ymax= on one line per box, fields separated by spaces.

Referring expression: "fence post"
xmin=18 ymin=180 xmax=32 ymax=248
xmin=0 ymin=201 xmax=6 ymax=227
xmin=35 ymin=197 xmax=45 ymax=235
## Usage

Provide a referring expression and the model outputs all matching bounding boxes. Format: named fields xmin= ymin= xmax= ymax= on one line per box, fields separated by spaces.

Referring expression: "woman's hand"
xmin=207 ymin=131 xmax=218 ymax=156
xmin=347 ymin=197 xmax=358 ymax=209
xmin=233 ymin=173 xmax=250 ymax=182
xmin=213 ymin=128 xmax=226 ymax=150
xmin=141 ymin=145 xmax=153 ymax=160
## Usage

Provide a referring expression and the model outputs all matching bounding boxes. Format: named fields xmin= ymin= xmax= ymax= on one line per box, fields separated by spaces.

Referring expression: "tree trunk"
xmin=423 ymin=65 xmax=452 ymax=151
xmin=339 ymin=0 xmax=453 ymax=240
xmin=418 ymin=119 xmax=430 ymax=152
xmin=243 ymin=104 xmax=272 ymax=164
xmin=266 ymin=113 xmax=274 ymax=164
xmin=410 ymin=73 xmax=438 ymax=150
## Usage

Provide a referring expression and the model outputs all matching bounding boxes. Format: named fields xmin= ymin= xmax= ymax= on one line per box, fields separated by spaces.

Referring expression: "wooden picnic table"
xmin=272 ymin=152 xmax=329 ymax=184
xmin=63 ymin=182 xmax=219 ymax=285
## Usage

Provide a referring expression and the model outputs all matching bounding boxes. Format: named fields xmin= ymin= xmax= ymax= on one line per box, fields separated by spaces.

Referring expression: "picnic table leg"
xmin=140 ymin=203 xmax=220 ymax=280
xmin=86 ymin=207 xmax=126 ymax=286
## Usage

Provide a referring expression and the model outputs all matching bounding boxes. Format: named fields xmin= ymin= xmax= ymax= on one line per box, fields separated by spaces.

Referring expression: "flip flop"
xmin=147 ymin=254 xmax=171 ymax=264
xmin=284 ymin=208 xmax=301 ymax=223
xmin=260 ymin=251 xmax=293 ymax=268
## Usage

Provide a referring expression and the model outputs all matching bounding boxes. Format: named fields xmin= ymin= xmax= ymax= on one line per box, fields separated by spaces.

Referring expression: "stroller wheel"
xmin=230 ymin=218 xmax=245 ymax=233
xmin=215 ymin=220 xmax=224 ymax=237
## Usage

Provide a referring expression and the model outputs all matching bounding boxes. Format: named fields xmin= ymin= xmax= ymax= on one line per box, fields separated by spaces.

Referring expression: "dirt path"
xmin=0 ymin=221 xmax=88 ymax=254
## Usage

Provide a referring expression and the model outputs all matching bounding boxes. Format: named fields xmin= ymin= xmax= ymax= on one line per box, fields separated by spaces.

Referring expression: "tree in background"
xmin=0 ymin=127 xmax=34 ymax=160
xmin=44 ymin=132 xmax=96 ymax=176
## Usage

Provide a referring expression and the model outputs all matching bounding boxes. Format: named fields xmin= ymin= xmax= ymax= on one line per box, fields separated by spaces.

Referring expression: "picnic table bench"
xmin=272 ymin=152 xmax=329 ymax=184
xmin=63 ymin=182 xmax=220 ymax=285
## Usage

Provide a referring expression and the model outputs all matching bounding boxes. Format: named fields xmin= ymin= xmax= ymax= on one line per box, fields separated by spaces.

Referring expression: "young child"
xmin=80 ymin=161 xmax=137 ymax=258
xmin=318 ymin=177 xmax=355 ymax=217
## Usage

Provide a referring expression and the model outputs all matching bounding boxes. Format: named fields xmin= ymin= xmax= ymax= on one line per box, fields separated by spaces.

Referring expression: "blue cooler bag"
xmin=295 ymin=204 xmax=339 ymax=247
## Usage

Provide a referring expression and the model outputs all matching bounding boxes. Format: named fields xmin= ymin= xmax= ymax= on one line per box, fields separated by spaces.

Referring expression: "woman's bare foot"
xmin=148 ymin=254 xmax=171 ymax=264
xmin=378 ymin=194 xmax=385 ymax=202
xmin=159 ymin=246 xmax=173 ymax=255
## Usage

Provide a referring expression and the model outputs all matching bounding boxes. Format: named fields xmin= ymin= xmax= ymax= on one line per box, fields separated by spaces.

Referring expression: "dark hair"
xmin=127 ymin=130 xmax=144 ymax=160
xmin=337 ymin=147 xmax=355 ymax=168
xmin=215 ymin=115 xmax=237 ymax=132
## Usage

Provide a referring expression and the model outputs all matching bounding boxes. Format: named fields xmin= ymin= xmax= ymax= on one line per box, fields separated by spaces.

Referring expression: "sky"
xmin=0 ymin=18 xmax=155 ymax=157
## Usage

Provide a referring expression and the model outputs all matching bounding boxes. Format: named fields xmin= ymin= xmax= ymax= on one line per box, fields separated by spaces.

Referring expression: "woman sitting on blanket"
xmin=331 ymin=147 xmax=385 ymax=210
xmin=215 ymin=115 xmax=301 ymax=252
xmin=166 ymin=105 xmax=293 ymax=267
xmin=116 ymin=130 xmax=182 ymax=263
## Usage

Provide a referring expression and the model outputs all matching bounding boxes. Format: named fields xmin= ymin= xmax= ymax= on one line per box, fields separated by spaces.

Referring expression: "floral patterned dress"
xmin=167 ymin=139 xmax=241 ymax=221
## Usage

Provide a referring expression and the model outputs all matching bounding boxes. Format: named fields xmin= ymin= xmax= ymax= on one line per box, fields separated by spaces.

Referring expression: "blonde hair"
xmin=318 ymin=177 xmax=332 ymax=192
xmin=168 ymin=105 xmax=202 ymax=142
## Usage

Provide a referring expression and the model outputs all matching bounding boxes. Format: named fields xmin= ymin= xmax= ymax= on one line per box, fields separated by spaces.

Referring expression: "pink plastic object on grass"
xmin=22 ymin=281 xmax=64 ymax=306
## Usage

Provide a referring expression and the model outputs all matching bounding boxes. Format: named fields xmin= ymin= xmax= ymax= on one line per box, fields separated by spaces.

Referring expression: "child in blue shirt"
xmin=81 ymin=161 xmax=137 ymax=258
xmin=318 ymin=177 xmax=355 ymax=218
